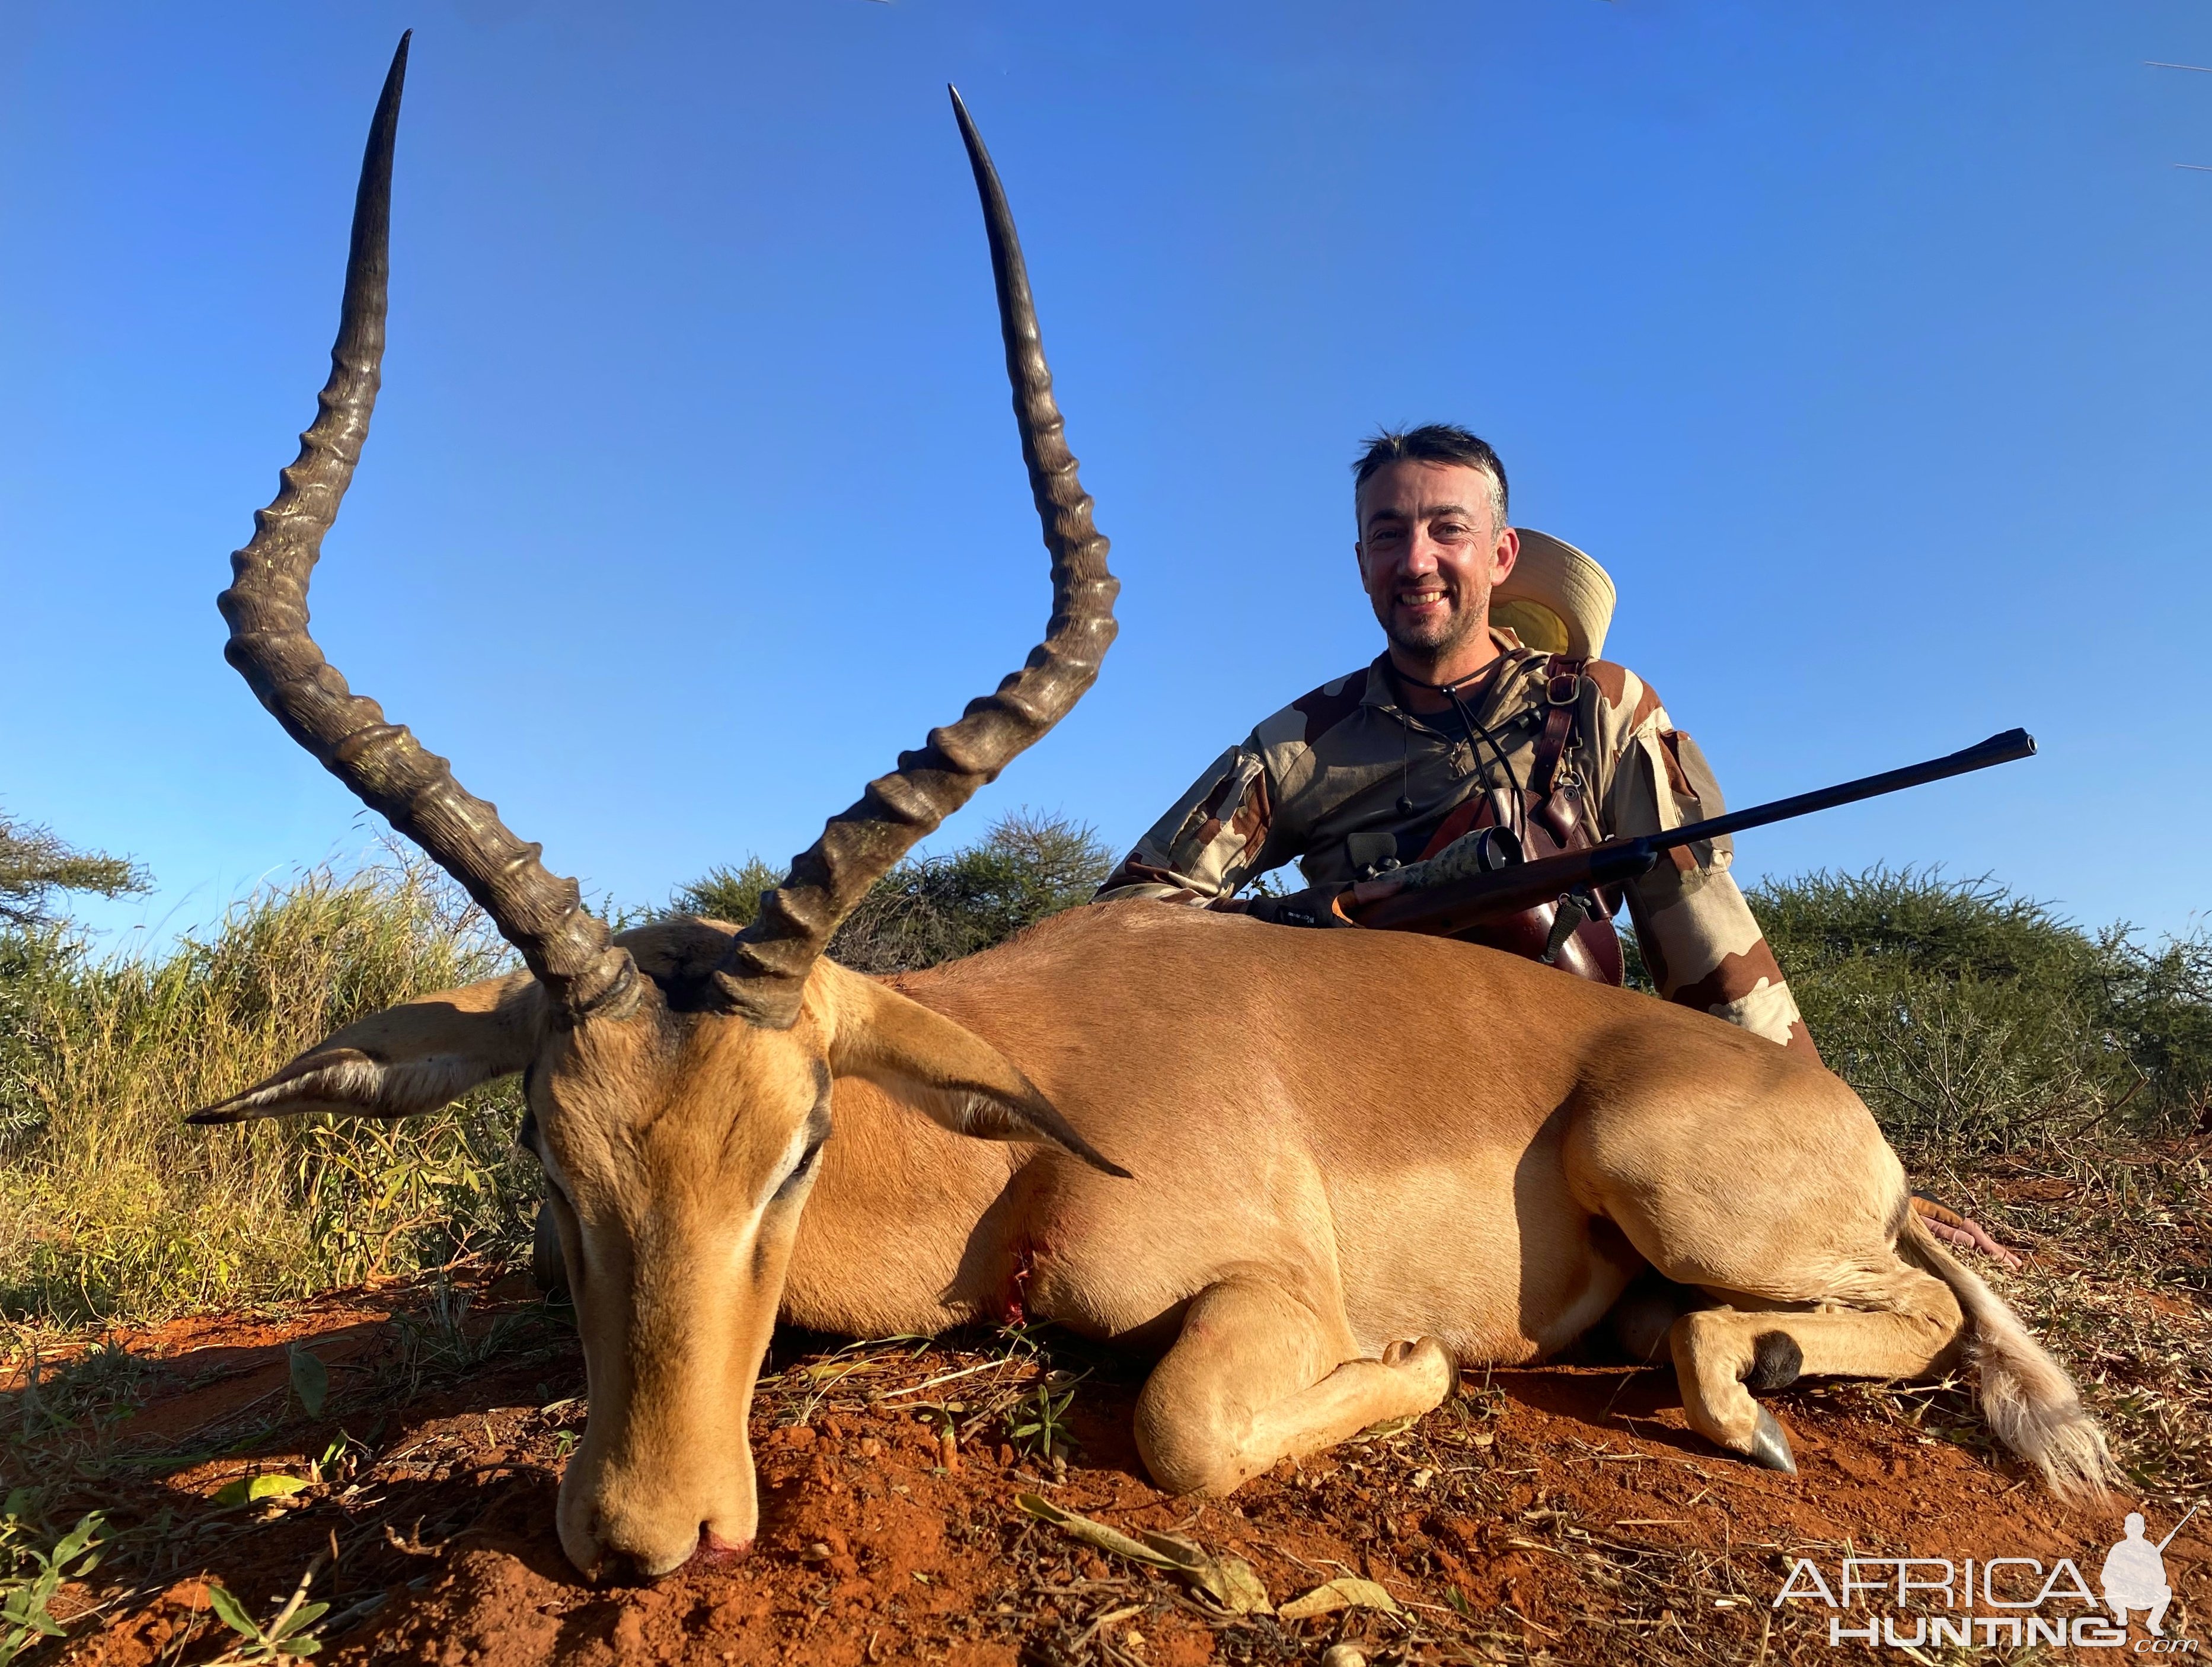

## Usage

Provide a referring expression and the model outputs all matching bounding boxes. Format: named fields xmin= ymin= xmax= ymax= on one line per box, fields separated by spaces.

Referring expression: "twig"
xmin=872 ymin=1358 xmax=1032 ymax=1401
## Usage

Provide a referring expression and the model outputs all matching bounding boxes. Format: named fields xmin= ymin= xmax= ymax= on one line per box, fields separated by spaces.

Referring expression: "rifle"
xmin=1335 ymin=728 xmax=2037 ymax=941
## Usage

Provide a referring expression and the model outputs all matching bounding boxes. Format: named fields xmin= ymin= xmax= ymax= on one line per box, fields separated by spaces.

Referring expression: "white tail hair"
xmin=1900 ymin=1214 xmax=2117 ymax=1502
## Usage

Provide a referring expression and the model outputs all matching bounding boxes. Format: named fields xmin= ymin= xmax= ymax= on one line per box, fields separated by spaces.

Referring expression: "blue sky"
xmin=4 ymin=1 xmax=2207 ymax=950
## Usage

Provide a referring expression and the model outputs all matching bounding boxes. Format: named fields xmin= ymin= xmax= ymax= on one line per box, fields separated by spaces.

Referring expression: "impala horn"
xmin=711 ymin=88 xmax=1119 ymax=1027
xmin=218 ymin=33 xmax=637 ymax=1022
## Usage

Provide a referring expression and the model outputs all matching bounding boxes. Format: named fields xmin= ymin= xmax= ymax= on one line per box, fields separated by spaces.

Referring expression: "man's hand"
xmin=1235 ymin=885 xmax=1353 ymax=928
xmin=1911 ymin=1194 xmax=2021 ymax=1268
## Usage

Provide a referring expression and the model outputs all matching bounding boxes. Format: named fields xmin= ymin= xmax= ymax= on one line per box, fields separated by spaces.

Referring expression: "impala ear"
xmin=819 ymin=963 xmax=1132 ymax=1179
xmin=189 ymin=971 xmax=542 ymax=1124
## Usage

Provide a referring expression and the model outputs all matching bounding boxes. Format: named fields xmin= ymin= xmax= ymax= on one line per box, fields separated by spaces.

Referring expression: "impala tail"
xmin=1900 ymin=1213 xmax=2117 ymax=1502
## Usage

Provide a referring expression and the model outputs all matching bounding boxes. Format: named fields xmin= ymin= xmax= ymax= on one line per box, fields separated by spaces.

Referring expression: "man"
xmin=1099 ymin=423 xmax=1812 ymax=1053
xmin=1098 ymin=424 xmax=2009 ymax=1256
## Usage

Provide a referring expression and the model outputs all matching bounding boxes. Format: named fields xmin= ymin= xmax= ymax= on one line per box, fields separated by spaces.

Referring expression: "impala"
xmin=197 ymin=38 xmax=2111 ymax=1583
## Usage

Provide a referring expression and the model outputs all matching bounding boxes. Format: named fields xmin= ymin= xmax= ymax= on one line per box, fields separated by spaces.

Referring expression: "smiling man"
xmin=1099 ymin=423 xmax=1818 ymax=1048
xmin=1099 ymin=423 xmax=2015 ymax=1259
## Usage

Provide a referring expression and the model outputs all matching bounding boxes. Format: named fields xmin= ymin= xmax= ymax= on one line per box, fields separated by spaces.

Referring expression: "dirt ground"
xmin=9 ymin=1143 xmax=2209 ymax=1666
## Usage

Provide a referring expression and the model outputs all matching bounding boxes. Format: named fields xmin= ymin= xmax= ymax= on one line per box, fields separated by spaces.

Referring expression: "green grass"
xmin=0 ymin=858 xmax=535 ymax=1327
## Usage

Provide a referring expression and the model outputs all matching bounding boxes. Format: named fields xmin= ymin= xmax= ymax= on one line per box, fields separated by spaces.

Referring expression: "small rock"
xmin=1322 ymin=1647 xmax=1367 ymax=1667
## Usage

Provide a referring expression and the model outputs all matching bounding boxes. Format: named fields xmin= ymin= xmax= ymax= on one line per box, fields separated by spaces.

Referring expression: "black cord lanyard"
xmin=1388 ymin=660 xmax=1529 ymax=840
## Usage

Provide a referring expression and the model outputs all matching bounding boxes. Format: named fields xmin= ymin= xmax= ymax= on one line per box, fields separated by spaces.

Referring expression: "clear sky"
xmin=4 ymin=1 xmax=2207 ymax=951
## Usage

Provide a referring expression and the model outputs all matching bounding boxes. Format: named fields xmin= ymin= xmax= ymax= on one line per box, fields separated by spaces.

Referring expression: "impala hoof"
xmin=1748 ymin=1406 xmax=1797 ymax=1474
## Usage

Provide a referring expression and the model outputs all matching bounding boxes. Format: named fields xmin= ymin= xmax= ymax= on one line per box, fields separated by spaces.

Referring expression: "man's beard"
xmin=1378 ymin=584 xmax=1488 ymax=666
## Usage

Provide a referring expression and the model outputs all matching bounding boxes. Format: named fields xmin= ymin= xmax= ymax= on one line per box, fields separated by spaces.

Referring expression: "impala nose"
xmin=595 ymin=1525 xmax=753 ymax=1584
xmin=692 ymin=1528 xmax=754 ymax=1568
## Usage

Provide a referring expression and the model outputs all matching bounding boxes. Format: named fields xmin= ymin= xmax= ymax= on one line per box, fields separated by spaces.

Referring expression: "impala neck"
xmin=781 ymin=1061 xmax=1029 ymax=1336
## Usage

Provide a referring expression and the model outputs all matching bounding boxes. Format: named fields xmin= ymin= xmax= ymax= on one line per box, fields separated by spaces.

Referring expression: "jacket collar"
xmin=1359 ymin=629 xmax=1548 ymax=719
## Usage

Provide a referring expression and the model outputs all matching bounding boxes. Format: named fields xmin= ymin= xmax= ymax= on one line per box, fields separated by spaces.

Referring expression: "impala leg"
xmin=1604 ymin=1270 xmax=1709 ymax=1363
xmin=1132 ymin=1279 xmax=1456 ymax=1497
xmin=1667 ymin=1276 xmax=1963 ymax=1471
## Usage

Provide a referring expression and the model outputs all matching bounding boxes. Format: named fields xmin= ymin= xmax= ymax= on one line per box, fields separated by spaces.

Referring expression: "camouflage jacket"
xmin=1096 ymin=632 xmax=1816 ymax=1056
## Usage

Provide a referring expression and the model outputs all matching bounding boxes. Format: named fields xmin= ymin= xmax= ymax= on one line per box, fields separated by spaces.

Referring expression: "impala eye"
xmin=772 ymin=1092 xmax=834 ymax=1203
xmin=771 ymin=1139 xmax=823 ymax=1203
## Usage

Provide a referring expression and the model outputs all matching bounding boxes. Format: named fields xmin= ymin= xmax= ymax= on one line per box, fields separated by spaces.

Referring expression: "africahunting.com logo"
xmin=1774 ymin=1507 xmax=2200 ymax=1650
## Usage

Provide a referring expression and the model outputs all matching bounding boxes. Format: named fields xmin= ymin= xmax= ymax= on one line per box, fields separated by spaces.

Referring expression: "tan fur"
xmin=212 ymin=899 xmax=2112 ymax=1579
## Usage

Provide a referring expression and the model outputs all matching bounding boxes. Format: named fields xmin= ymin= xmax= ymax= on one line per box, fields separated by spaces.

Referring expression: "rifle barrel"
xmin=1339 ymin=727 xmax=2037 ymax=936
xmin=1658 ymin=728 xmax=2035 ymax=853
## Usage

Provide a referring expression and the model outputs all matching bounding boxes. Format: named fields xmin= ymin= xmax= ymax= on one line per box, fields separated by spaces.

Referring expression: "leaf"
xmin=212 ymin=1474 xmax=309 ymax=1509
xmin=280 ymin=1639 xmax=323 ymax=1656
xmin=202 ymin=1581 xmax=259 ymax=1638
xmin=51 ymin=1513 xmax=103 ymax=1566
xmin=1351 ymin=1414 xmax=1419 ymax=1443
xmin=275 ymin=1602 xmax=330 ymax=1639
xmin=1013 ymin=1497 xmax=1272 ymax=1613
xmin=1135 ymin=1531 xmax=1273 ymax=1614
xmin=289 ymin=1345 xmax=330 ymax=1419
xmin=1279 ymin=1577 xmax=1402 ymax=1621
xmin=1015 ymin=1494 xmax=1176 ymax=1568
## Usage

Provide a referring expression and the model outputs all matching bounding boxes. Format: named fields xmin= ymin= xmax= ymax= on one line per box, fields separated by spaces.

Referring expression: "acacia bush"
xmin=1751 ymin=867 xmax=2212 ymax=1156
xmin=0 ymin=810 xmax=146 ymax=929
xmin=676 ymin=810 xmax=1114 ymax=974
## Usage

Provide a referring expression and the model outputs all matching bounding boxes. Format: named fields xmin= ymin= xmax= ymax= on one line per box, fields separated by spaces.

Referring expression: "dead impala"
xmin=197 ymin=37 xmax=2111 ymax=1584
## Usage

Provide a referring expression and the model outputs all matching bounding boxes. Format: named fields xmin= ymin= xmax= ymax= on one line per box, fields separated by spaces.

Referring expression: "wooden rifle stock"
xmin=1338 ymin=728 xmax=2037 ymax=938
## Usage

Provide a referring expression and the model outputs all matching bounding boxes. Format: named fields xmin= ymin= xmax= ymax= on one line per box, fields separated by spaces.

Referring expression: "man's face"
xmin=1354 ymin=460 xmax=1518 ymax=663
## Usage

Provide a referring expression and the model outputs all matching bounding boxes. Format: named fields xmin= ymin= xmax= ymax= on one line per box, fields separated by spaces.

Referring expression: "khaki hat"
xmin=1491 ymin=528 xmax=1616 ymax=660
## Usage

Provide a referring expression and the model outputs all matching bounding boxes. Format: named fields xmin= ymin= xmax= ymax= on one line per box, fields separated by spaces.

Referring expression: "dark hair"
xmin=1352 ymin=425 xmax=1508 ymax=530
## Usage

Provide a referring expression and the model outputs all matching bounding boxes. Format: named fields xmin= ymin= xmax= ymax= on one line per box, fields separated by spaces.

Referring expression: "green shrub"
xmin=0 ymin=811 xmax=146 ymax=932
xmin=675 ymin=810 xmax=1114 ymax=974
xmin=0 ymin=859 xmax=535 ymax=1325
xmin=1753 ymin=867 xmax=2212 ymax=1156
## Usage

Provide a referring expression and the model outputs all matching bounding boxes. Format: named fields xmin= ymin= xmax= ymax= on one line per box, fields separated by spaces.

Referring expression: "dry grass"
xmin=0 ymin=858 xmax=537 ymax=1327
xmin=1907 ymin=1137 xmax=2212 ymax=1510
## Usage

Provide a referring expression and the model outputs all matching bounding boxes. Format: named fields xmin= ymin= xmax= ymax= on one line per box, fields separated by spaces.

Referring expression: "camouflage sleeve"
xmin=1094 ymin=740 xmax=1278 ymax=906
xmin=1595 ymin=681 xmax=1820 ymax=1061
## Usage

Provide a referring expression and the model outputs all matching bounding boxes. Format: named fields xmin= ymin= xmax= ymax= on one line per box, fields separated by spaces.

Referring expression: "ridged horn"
xmin=218 ymin=35 xmax=636 ymax=1021
xmin=713 ymin=88 xmax=1119 ymax=1027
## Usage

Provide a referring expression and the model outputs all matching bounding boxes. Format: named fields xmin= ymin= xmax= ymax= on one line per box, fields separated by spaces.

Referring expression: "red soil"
xmin=16 ymin=1283 xmax=2198 ymax=1667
